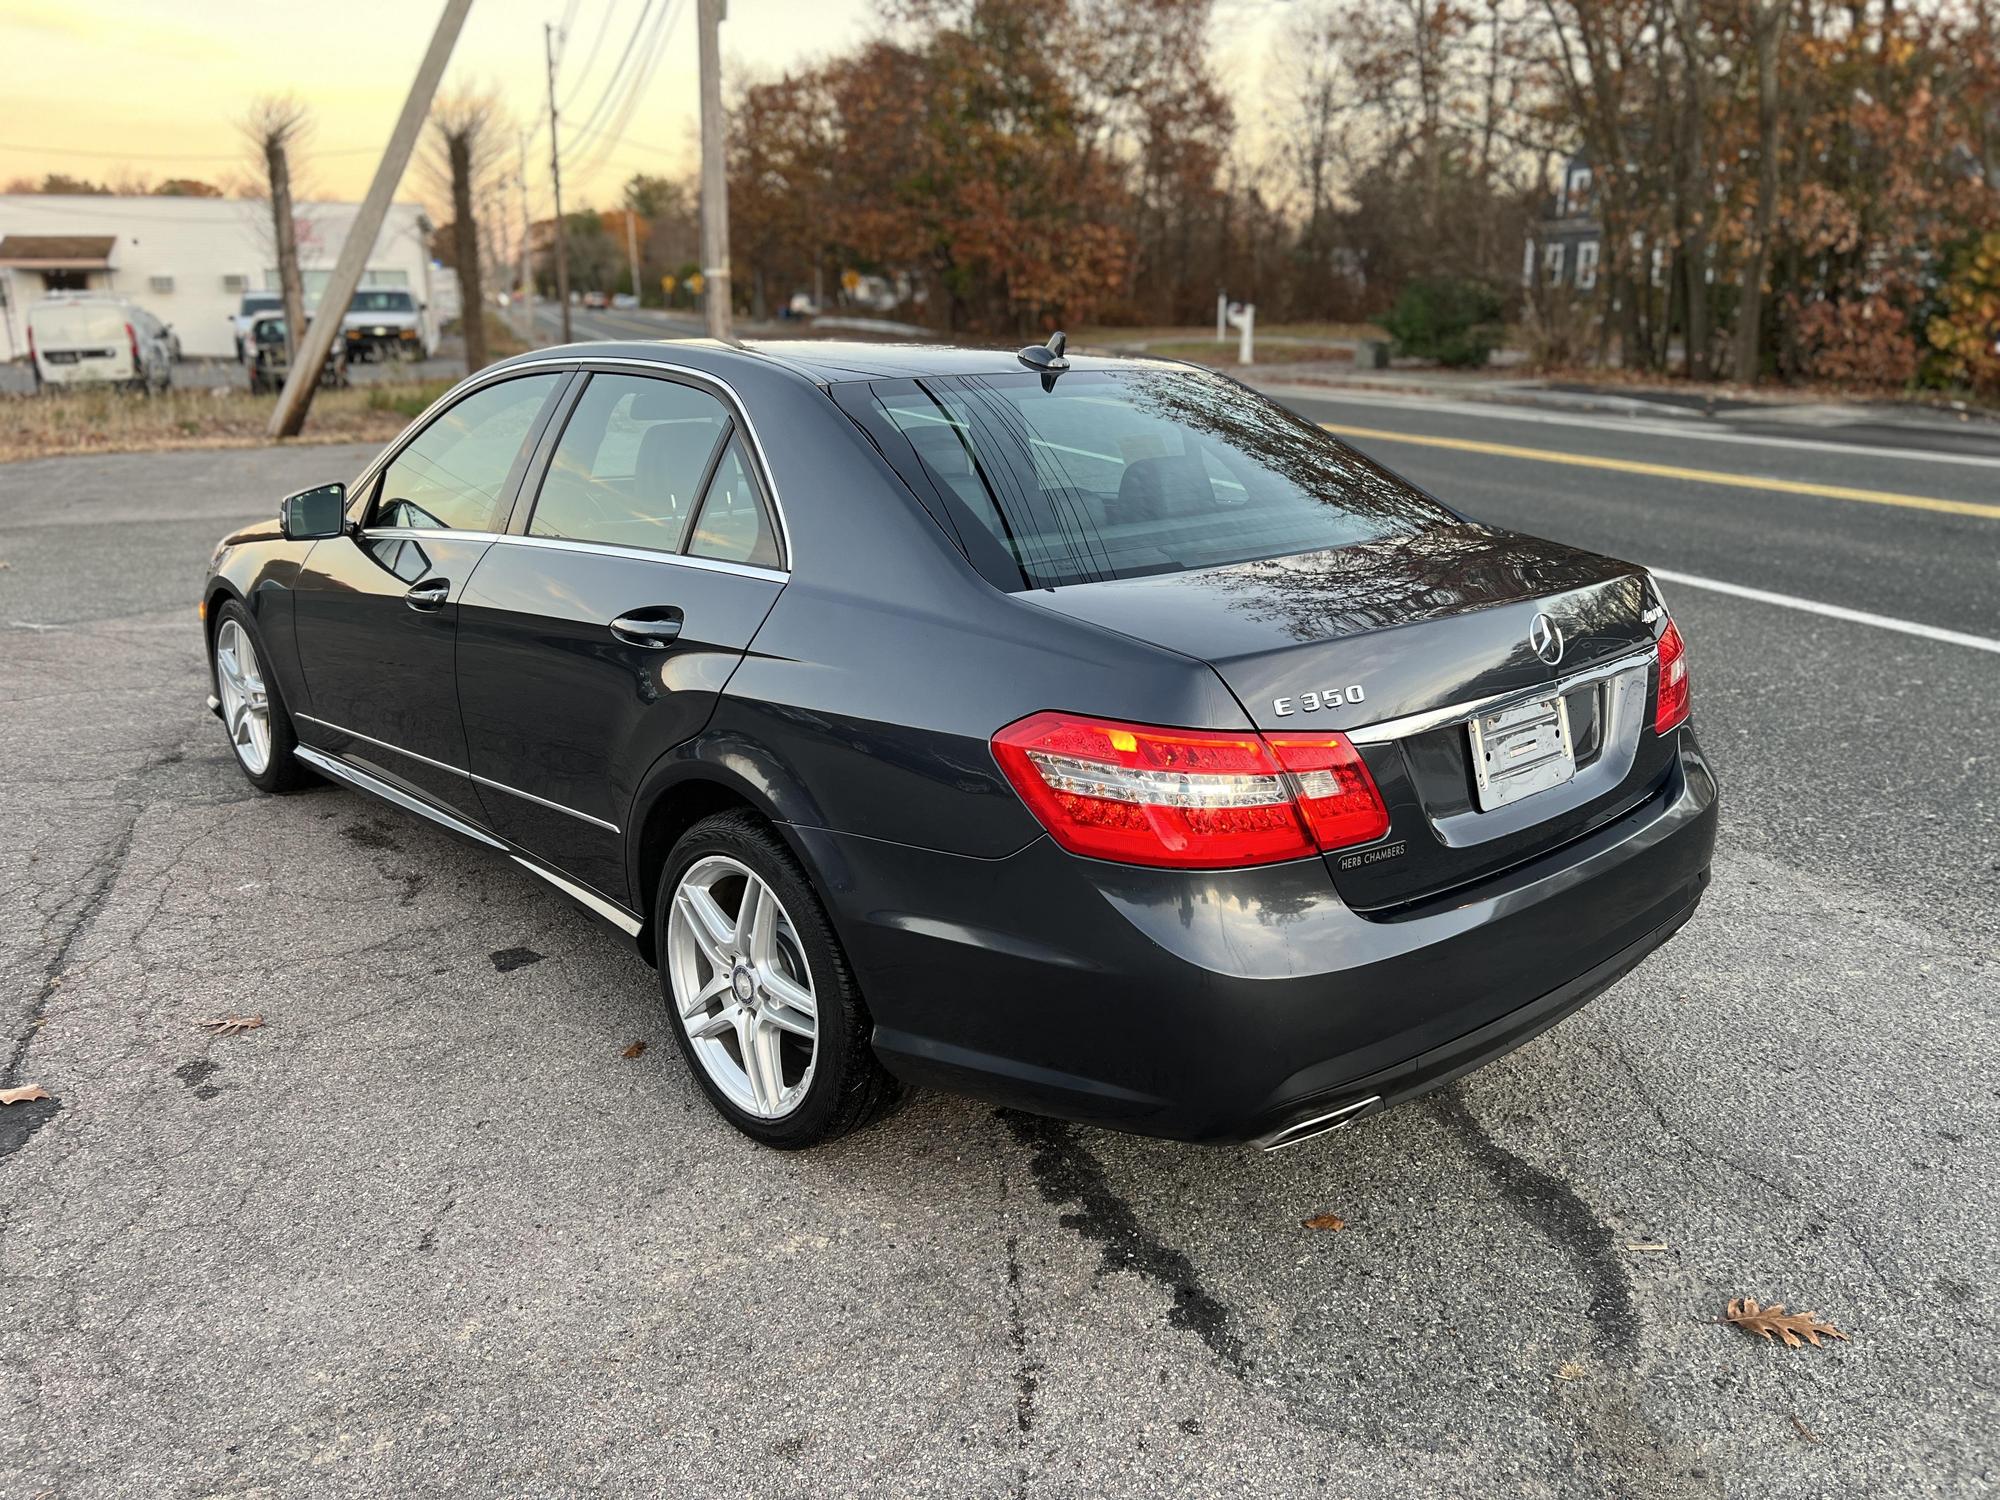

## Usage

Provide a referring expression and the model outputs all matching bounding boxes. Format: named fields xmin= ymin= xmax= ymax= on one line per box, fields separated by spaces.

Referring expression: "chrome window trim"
xmin=347 ymin=354 xmax=795 ymax=571
xmin=472 ymin=771 xmax=620 ymax=833
xmin=510 ymin=856 xmax=643 ymax=936
xmin=1346 ymin=646 xmax=1657 ymax=746
xmin=294 ymin=747 xmax=506 ymax=850
xmin=298 ymin=712 xmax=622 ymax=833
xmin=498 ymin=531 xmax=786 ymax=582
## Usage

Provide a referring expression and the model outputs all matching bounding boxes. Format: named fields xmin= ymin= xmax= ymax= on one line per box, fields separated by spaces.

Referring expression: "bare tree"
xmin=1731 ymin=0 xmax=1789 ymax=382
xmin=425 ymin=90 xmax=509 ymax=373
xmin=241 ymin=97 xmax=312 ymax=365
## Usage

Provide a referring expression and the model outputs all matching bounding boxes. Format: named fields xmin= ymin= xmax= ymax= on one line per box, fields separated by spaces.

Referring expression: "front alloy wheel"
xmin=214 ymin=617 xmax=271 ymax=774
xmin=668 ymin=854 xmax=820 ymax=1119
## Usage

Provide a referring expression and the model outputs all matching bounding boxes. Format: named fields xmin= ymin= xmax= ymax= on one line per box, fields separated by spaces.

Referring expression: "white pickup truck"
xmin=340 ymin=288 xmax=431 ymax=362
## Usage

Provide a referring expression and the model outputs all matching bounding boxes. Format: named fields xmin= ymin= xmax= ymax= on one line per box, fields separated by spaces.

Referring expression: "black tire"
xmin=656 ymin=810 xmax=904 ymax=1148
xmin=209 ymin=600 xmax=312 ymax=793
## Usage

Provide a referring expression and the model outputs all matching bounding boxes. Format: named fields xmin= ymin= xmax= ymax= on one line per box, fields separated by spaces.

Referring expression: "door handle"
xmin=609 ymin=606 xmax=684 ymax=648
xmin=405 ymin=578 xmax=451 ymax=612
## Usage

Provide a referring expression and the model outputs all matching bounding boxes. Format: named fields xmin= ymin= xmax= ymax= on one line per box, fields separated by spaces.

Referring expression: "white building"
xmin=0 ymin=194 xmax=437 ymax=361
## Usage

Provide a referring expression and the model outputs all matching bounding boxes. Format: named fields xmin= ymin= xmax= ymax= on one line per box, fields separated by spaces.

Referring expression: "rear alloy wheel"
xmin=210 ymin=602 xmax=308 ymax=793
xmin=658 ymin=812 xmax=903 ymax=1147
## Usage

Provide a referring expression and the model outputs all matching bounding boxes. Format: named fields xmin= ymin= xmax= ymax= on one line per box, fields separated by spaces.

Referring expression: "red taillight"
xmin=125 ymin=321 xmax=140 ymax=367
xmin=991 ymin=711 xmax=1389 ymax=869
xmin=1655 ymin=619 xmax=1690 ymax=734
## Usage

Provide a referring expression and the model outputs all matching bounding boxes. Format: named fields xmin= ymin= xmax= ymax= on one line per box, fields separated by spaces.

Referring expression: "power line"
xmin=0 ymin=140 xmax=379 ymax=162
xmin=566 ymin=0 xmax=681 ymax=183
xmin=560 ymin=0 xmax=657 ymax=152
xmin=558 ymin=1 xmax=623 ymax=112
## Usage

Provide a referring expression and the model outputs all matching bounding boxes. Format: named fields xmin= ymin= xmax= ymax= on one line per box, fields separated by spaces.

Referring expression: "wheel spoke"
xmin=734 ymin=877 xmax=768 ymax=960
xmin=760 ymin=998 xmax=815 ymax=1040
xmin=679 ymin=970 xmax=732 ymax=1020
xmin=677 ymin=885 xmax=734 ymax=964
xmin=688 ymin=1006 xmax=736 ymax=1040
xmin=743 ymin=1014 xmax=786 ymax=1113
xmin=759 ymin=965 xmax=816 ymax=1027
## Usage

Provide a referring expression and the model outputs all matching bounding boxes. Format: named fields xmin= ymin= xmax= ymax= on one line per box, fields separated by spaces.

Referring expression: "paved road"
xmin=0 ymin=388 xmax=1994 ymax=1497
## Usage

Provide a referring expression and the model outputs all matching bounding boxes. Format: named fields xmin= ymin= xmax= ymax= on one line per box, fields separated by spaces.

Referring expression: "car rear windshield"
xmin=350 ymin=290 xmax=415 ymax=312
xmin=844 ymin=369 xmax=1458 ymax=590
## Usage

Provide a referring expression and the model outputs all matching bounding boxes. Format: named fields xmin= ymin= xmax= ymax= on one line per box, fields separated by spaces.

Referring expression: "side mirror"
xmin=280 ymin=482 xmax=348 ymax=541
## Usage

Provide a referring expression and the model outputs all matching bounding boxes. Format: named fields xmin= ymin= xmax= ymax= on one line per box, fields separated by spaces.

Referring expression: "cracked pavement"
xmin=1 ymin=438 xmax=1994 ymax=1498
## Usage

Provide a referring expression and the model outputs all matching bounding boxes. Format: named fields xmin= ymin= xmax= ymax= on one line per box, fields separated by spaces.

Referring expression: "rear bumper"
xmin=796 ymin=733 xmax=1718 ymax=1143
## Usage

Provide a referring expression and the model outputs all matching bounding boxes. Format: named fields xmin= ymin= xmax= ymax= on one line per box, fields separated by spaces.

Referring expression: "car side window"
xmin=372 ymin=373 xmax=564 ymax=533
xmin=686 ymin=434 xmax=781 ymax=569
xmin=528 ymin=373 xmax=730 ymax=550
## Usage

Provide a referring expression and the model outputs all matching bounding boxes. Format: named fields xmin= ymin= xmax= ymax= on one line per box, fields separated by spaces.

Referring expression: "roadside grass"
xmin=0 ymin=378 xmax=455 ymax=463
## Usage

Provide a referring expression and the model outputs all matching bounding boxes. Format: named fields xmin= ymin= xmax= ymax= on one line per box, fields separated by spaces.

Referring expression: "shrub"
xmin=1382 ymin=277 xmax=1504 ymax=368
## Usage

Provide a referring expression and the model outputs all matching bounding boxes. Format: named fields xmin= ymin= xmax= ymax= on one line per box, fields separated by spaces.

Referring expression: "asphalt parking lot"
xmin=1 ymin=397 xmax=1995 ymax=1497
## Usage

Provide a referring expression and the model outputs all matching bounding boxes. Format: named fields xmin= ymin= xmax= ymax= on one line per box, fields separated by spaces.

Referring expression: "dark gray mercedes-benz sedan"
xmin=200 ymin=336 xmax=1715 ymax=1149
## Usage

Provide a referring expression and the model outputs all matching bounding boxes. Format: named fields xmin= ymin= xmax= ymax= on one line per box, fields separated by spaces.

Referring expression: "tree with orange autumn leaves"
xmin=716 ymin=0 xmax=1999 ymax=393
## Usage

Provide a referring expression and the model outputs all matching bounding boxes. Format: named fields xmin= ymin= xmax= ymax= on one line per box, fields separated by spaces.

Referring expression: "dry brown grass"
xmin=0 ymin=379 xmax=456 ymax=464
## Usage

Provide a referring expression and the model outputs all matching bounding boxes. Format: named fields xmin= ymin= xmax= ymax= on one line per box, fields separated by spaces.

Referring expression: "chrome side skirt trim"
xmin=472 ymin=772 xmax=621 ymax=833
xmin=1347 ymin=647 xmax=1656 ymax=746
xmin=294 ymin=747 xmax=507 ymax=850
xmin=359 ymin=527 xmax=786 ymax=584
xmin=511 ymin=856 xmax=644 ymax=936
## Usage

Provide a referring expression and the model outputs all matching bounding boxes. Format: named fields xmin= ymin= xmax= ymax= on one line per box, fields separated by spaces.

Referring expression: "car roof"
xmin=483 ymin=337 xmax=1177 ymax=387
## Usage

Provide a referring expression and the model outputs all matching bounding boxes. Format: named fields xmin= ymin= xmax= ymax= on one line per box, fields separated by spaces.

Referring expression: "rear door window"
xmin=371 ymin=373 xmax=565 ymax=533
xmin=859 ymin=369 xmax=1458 ymax=589
xmin=685 ymin=434 xmax=781 ymax=569
xmin=528 ymin=372 xmax=730 ymax=551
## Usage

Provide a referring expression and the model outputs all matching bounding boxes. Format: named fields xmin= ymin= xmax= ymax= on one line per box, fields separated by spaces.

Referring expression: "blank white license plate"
xmin=1468 ymin=695 xmax=1575 ymax=811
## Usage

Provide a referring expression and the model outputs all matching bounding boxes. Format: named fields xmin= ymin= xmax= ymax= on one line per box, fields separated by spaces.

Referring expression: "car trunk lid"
xmin=1022 ymin=526 xmax=1672 ymax=910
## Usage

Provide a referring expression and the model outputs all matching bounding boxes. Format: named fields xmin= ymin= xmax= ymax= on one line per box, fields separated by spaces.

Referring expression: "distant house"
xmin=1523 ymin=154 xmax=1602 ymax=292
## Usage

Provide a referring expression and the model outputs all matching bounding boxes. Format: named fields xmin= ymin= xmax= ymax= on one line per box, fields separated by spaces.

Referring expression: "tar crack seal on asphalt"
xmin=1000 ymin=1109 xmax=1248 ymax=1377
xmin=1433 ymin=1087 xmax=1638 ymax=1347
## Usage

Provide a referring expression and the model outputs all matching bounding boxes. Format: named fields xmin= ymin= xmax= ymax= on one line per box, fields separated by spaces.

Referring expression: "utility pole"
xmin=697 ymin=0 xmax=731 ymax=340
xmin=625 ymin=195 xmax=641 ymax=307
xmin=545 ymin=21 xmax=572 ymax=343
xmin=266 ymin=0 xmax=474 ymax=439
xmin=515 ymin=129 xmax=534 ymax=343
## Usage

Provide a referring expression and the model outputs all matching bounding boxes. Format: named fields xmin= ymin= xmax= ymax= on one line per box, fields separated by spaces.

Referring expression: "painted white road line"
xmin=1649 ymin=569 xmax=2000 ymax=655
xmin=1259 ymin=382 xmax=2000 ymax=473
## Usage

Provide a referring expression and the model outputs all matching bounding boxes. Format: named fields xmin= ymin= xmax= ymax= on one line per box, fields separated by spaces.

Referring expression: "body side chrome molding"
xmin=346 ymin=353 xmax=796 ymax=571
xmin=1347 ymin=646 xmax=1657 ymax=746
xmin=473 ymin=772 xmax=621 ymax=833
xmin=296 ymin=713 xmax=468 ymax=779
xmin=298 ymin=712 xmax=621 ymax=832
xmin=510 ymin=856 xmax=644 ymax=936
xmin=294 ymin=747 xmax=507 ymax=849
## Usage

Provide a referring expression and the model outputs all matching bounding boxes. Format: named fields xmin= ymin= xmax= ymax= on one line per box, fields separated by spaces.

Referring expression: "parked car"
xmin=341 ymin=287 xmax=430 ymax=362
xmin=199 ymin=337 xmax=1715 ymax=1150
xmin=582 ymin=289 xmax=611 ymax=310
xmin=243 ymin=310 xmax=347 ymax=394
xmin=27 ymin=295 xmax=173 ymax=393
xmin=229 ymin=290 xmax=283 ymax=361
xmin=612 ymin=292 xmax=639 ymax=310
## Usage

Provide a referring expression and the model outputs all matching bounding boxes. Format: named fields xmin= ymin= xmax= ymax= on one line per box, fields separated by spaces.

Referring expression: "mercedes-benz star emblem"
xmin=1529 ymin=612 xmax=1565 ymax=666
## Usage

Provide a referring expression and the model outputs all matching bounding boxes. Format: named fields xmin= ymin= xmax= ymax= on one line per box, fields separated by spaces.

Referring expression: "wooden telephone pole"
xmin=697 ymin=0 xmax=731 ymax=340
xmin=266 ymin=0 xmax=475 ymax=438
xmin=545 ymin=21 xmax=572 ymax=343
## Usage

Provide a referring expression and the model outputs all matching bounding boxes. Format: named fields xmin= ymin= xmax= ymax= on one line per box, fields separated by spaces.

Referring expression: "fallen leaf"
xmin=0 ymin=1083 xmax=52 ymax=1106
xmin=1725 ymin=1298 xmax=1850 ymax=1349
xmin=1625 ymin=1242 xmax=1668 ymax=1252
xmin=621 ymin=1040 xmax=647 ymax=1059
xmin=193 ymin=1013 xmax=265 ymax=1037
xmin=1301 ymin=1213 xmax=1346 ymax=1232
xmin=1790 ymin=1413 xmax=1820 ymax=1443
xmin=1553 ymin=1361 xmax=1586 ymax=1382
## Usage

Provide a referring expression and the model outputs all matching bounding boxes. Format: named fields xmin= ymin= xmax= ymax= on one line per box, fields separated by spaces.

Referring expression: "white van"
xmin=27 ymin=296 xmax=174 ymax=393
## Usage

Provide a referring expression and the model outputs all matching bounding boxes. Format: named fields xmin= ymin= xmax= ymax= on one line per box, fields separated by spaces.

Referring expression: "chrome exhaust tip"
xmin=1255 ymin=1095 xmax=1382 ymax=1152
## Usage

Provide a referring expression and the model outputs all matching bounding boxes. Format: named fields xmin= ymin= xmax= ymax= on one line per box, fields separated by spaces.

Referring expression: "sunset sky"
xmin=0 ymin=0 xmax=1289 ymax=219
